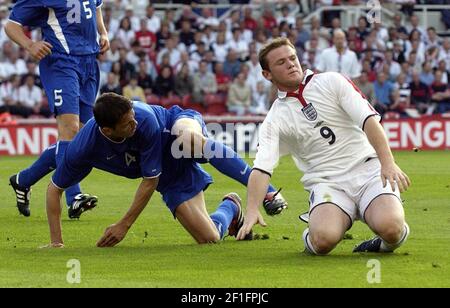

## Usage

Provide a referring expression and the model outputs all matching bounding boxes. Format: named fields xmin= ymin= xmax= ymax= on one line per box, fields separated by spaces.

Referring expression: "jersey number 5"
xmin=320 ymin=126 xmax=336 ymax=145
xmin=54 ymin=89 xmax=63 ymax=107
xmin=83 ymin=1 xmax=93 ymax=19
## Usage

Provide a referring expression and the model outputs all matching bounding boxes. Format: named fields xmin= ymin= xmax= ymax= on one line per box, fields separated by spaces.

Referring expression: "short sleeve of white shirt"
xmin=253 ymin=111 xmax=289 ymax=175
xmin=332 ymin=73 xmax=381 ymax=129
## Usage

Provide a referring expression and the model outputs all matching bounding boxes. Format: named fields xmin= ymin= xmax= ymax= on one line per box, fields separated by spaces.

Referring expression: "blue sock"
xmin=203 ymin=139 xmax=276 ymax=193
xmin=210 ymin=199 xmax=238 ymax=239
xmin=56 ymin=141 xmax=82 ymax=207
xmin=17 ymin=144 xmax=57 ymax=187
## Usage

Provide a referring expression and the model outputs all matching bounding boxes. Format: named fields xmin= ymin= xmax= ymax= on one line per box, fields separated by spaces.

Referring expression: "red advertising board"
xmin=382 ymin=116 xmax=450 ymax=150
xmin=0 ymin=124 xmax=58 ymax=156
xmin=1 ymin=116 xmax=449 ymax=156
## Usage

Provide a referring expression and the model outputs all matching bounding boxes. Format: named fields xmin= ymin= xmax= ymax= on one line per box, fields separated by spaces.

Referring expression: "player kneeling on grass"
xmin=237 ymin=38 xmax=411 ymax=255
xmin=44 ymin=93 xmax=285 ymax=247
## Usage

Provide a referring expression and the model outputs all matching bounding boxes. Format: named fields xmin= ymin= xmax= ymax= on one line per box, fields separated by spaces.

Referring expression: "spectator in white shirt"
xmin=227 ymin=72 xmax=251 ymax=116
xmin=124 ymin=5 xmax=140 ymax=32
xmin=227 ymin=27 xmax=249 ymax=61
xmin=384 ymin=50 xmax=402 ymax=81
xmin=316 ymin=29 xmax=361 ymax=80
xmin=211 ymin=32 xmax=229 ymax=63
xmin=174 ymin=51 xmax=198 ymax=75
xmin=103 ymin=6 xmax=119 ymax=40
xmin=277 ymin=5 xmax=295 ymax=28
xmin=106 ymin=39 xmax=121 ymax=63
xmin=438 ymin=38 xmax=450 ymax=71
xmin=1 ymin=50 xmax=27 ymax=79
xmin=117 ymin=17 xmax=136 ymax=50
xmin=0 ymin=5 xmax=8 ymax=50
xmin=250 ymin=80 xmax=269 ymax=115
xmin=156 ymin=37 xmax=181 ymax=67
xmin=18 ymin=74 xmax=42 ymax=109
xmin=425 ymin=27 xmax=442 ymax=49
xmin=408 ymin=14 xmax=427 ymax=43
xmin=146 ymin=4 xmax=161 ymax=34
xmin=197 ymin=8 xmax=219 ymax=31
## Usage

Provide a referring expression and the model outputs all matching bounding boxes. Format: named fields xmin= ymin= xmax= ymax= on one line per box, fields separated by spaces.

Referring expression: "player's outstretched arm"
xmin=45 ymin=182 xmax=65 ymax=248
xmin=96 ymin=6 xmax=110 ymax=54
xmin=97 ymin=177 xmax=159 ymax=247
xmin=5 ymin=21 xmax=52 ymax=61
xmin=364 ymin=116 xmax=411 ymax=193
xmin=237 ymin=170 xmax=269 ymax=240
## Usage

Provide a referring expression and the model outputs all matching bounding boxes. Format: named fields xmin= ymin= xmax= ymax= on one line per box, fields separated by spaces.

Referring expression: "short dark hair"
xmin=258 ymin=37 xmax=296 ymax=71
xmin=94 ymin=93 xmax=133 ymax=128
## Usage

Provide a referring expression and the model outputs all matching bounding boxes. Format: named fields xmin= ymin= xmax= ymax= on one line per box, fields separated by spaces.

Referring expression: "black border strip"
xmin=252 ymin=168 xmax=272 ymax=177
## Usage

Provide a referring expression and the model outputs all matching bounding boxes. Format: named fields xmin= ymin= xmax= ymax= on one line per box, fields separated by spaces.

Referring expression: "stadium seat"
xmin=205 ymin=94 xmax=225 ymax=106
xmin=181 ymin=94 xmax=191 ymax=107
xmin=160 ymin=95 xmax=182 ymax=109
xmin=206 ymin=103 xmax=228 ymax=115
xmin=146 ymin=94 xmax=160 ymax=105
xmin=184 ymin=102 xmax=206 ymax=114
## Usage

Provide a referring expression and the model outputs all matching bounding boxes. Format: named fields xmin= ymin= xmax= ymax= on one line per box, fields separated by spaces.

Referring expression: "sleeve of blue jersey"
xmin=8 ymin=0 xmax=46 ymax=28
xmin=139 ymin=116 xmax=163 ymax=179
xmin=96 ymin=0 xmax=103 ymax=8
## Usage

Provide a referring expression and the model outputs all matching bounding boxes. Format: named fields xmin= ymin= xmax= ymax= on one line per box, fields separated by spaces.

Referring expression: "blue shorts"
xmin=160 ymin=161 xmax=213 ymax=217
xmin=159 ymin=106 xmax=213 ymax=216
xmin=39 ymin=53 xmax=99 ymax=124
xmin=168 ymin=106 xmax=209 ymax=137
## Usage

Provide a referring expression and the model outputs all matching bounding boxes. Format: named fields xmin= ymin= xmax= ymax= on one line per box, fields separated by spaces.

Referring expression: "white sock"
xmin=380 ymin=223 xmax=410 ymax=252
xmin=302 ymin=228 xmax=319 ymax=255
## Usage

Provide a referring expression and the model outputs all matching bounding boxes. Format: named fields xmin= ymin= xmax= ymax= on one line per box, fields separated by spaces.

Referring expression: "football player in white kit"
xmin=237 ymin=38 xmax=411 ymax=255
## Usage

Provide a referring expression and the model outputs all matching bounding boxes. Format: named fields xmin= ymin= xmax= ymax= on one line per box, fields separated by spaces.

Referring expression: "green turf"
xmin=0 ymin=151 xmax=449 ymax=288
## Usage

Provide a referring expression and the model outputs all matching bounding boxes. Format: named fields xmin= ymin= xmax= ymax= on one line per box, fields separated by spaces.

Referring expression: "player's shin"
xmin=16 ymin=143 xmax=57 ymax=187
xmin=55 ymin=141 xmax=82 ymax=207
xmin=210 ymin=198 xmax=238 ymax=239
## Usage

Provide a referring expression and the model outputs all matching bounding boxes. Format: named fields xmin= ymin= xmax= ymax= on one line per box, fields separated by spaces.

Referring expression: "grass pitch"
xmin=0 ymin=151 xmax=449 ymax=288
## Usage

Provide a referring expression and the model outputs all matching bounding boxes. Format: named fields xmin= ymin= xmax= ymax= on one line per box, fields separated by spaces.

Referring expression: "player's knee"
xmin=196 ymin=233 xmax=220 ymax=244
xmin=310 ymin=230 xmax=340 ymax=255
xmin=58 ymin=122 xmax=80 ymax=140
xmin=377 ymin=219 xmax=405 ymax=244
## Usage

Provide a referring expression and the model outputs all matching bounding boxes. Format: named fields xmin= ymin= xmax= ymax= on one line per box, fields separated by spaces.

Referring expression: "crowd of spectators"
xmin=1 ymin=0 xmax=450 ymax=123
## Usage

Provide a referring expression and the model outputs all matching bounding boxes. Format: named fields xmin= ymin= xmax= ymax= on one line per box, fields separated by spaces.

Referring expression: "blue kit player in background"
xmin=5 ymin=0 xmax=110 ymax=218
xmin=45 ymin=93 xmax=287 ymax=248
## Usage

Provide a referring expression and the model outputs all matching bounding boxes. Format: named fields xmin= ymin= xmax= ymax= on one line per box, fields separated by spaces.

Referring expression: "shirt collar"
xmin=277 ymin=69 xmax=314 ymax=99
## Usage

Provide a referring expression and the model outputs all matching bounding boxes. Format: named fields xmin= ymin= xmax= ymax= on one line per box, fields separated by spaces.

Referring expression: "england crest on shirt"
xmin=302 ymin=103 xmax=317 ymax=121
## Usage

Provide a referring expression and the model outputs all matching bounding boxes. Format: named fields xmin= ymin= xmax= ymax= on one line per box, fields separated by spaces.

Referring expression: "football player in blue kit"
xmin=5 ymin=0 xmax=110 ymax=218
xmin=45 ymin=93 xmax=287 ymax=247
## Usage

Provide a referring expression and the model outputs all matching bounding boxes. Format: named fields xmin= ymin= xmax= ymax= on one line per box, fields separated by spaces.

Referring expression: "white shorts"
xmin=308 ymin=158 xmax=402 ymax=224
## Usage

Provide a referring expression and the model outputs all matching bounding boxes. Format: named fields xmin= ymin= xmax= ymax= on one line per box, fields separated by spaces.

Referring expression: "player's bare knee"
xmin=196 ymin=233 xmax=220 ymax=244
xmin=58 ymin=123 xmax=80 ymax=140
xmin=378 ymin=220 xmax=405 ymax=244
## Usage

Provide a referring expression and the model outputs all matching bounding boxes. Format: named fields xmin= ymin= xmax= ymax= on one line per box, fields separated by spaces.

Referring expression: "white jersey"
xmin=253 ymin=70 xmax=380 ymax=190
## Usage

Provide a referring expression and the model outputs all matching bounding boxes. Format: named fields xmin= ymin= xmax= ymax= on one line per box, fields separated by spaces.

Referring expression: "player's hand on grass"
xmin=237 ymin=209 xmax=267 ymax=240
xmin=99 ymin=34 xmax=110 ymax=54
xmin=26 ymin=41 xmax=52 ymax=61
xmin=97 ymin=223 xmax=128 ymax=247
xmin=381 ymin=162 xmax=411 ymax=193
xmin=39 ymin=242 xmax=64 ymax=249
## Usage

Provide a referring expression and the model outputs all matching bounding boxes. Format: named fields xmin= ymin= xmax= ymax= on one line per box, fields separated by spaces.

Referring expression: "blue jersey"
xmin=9 ymin=0 xmax=102 ymax=55
xmin=52 ymin=102 xmax=210 ymax=197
